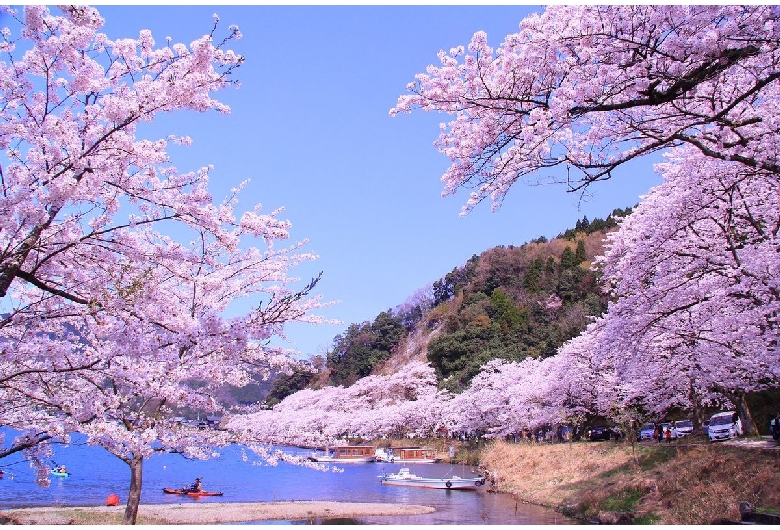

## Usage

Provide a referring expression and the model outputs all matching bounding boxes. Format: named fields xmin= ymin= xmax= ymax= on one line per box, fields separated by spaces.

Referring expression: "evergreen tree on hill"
xmin=326 ymin=311 xmax=405 ymax=386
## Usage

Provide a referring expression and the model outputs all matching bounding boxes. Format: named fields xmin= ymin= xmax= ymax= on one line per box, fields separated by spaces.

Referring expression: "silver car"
xmin=638 ymin=422 xmax=656 ymax=441
xmin=708 ymin=411 xmax=742 ymax=441
xmin=673 ymin=420 xmax=693 ymax=438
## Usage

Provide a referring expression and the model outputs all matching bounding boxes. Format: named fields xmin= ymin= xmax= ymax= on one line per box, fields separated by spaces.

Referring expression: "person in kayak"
xmin=187 ymin=477 xmax=202 ymax=493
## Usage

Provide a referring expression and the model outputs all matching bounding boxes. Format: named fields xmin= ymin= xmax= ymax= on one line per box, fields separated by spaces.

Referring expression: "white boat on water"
xmin=380 ymin=467 xmax=486 ymax=490
xmin=374 ymin=447 xmax=442 ymax=464
xmin=308 ymin=445 xmax=377 ymax=463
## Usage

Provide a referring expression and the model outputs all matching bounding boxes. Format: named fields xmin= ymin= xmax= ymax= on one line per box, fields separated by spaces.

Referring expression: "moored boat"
xmin=374 ymin=446 xmax=442 ymax=464
xmin=380 ymin=467 xmax=485 ymax=490
xmin=308 ymin=445 xmax=376 ymax=463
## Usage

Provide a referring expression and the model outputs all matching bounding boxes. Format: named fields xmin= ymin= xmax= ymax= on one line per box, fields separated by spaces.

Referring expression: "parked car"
xmin=588 ymin=425 xmax=613 ymax=441
xmin=708 ymin=411 xmax=742 ymax=442
xmin=638 ymin=422 xmax=656 ymax=441
xmin=673 ymin=419 xmax=693 ymax=438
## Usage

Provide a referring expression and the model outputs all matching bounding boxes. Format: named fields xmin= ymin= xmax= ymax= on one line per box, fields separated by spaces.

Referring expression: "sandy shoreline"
xmin=0 ymin=501 xmax=436 ymax=525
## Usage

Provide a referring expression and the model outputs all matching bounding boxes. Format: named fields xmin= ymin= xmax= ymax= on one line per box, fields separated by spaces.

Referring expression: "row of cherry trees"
xmin=229 ymin=361 xmax=445 ymax=446
xmin=386 ymin=5 xmax=780 ymax=435
xmin=226 ymin=151 xmax=779 ymax=445
xmin=224 ymin=353 xmax=593 ymax=447
xmin=0 ymin=6 xmax=327 ymax=524
xmin=240 ymin=5 xmax=780 ymax=447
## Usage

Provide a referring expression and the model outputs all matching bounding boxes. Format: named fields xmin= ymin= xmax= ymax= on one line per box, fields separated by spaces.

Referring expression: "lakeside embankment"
xmin=0 ymin=501 xmax=436 ymax=525
xmin=479 ymin=437 xmax=780 ymax=524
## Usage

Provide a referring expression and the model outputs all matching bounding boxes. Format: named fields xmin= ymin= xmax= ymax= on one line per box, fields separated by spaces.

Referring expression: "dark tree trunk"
xmin=733 ymin=392 xmax=758 ymax=436
xmin=123 ymin=455 xmax=143 ymax=525
xmin=688 ymin=380 xmax=704 ymax=433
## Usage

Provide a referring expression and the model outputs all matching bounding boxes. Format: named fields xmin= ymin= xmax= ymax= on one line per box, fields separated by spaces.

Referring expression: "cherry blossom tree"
xmin=445 ymin=147 xmax=779 ymax=436
xmin=545 ymin=326 xmax=609 ymax=429
xmin=0 ymin=6 xmax=328 ymax=524
xmin=593 ymin=147 xmax=780 ymax=434
xmin=443 ymin=343 xmax=603 ymax=441
xmin=1 ymin=219 xmax=325 ymax=523
xmin=392 ymin=5 xmax=780 ymax=214
xmin=393 ymin=5 xmax=780 ymax=430
xmin=445 ymin=358 xmax=545 ymax=439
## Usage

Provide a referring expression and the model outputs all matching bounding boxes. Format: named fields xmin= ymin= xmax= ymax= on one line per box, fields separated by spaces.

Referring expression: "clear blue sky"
xmin=98 ymin=5 xmax=662 ymax=359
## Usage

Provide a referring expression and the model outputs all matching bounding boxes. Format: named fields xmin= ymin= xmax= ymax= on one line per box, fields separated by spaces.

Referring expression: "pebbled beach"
xmin=1 ymin=501 xmax=437 ymax=525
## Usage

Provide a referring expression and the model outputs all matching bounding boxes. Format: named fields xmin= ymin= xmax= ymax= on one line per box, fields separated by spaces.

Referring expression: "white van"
xmin=708 ymin=411 xmax=742 ymax=441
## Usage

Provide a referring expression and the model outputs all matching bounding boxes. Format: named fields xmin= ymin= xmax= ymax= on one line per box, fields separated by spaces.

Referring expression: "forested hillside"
xmin=269 ymin=208 xmax=631 ymax=400
xmin=423 ymin=228 xmax=606 ymax=393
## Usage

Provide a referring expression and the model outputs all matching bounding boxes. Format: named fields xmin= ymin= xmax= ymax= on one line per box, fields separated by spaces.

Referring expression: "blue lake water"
xmin=0 ymin=432 xmax=569 ymax=524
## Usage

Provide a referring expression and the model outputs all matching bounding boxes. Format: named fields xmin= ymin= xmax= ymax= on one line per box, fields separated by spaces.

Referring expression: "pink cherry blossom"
xmin=392 ymin=5 xmax=780 ymax=214
xmin=0 ymin=6 xmax=329 ymax=524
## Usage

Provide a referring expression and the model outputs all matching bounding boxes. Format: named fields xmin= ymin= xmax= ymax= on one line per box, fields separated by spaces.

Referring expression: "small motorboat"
xmin=380 ymin=467 xmax=485 ymax=490
xmin=163 ymin=487 xmax=223 ymax=496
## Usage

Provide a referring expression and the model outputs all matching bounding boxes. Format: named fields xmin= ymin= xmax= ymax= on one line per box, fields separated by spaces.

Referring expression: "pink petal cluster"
xmin=392 ymin=5 xmax=780 ymax=215
xmin=228 ymin=361 xmax=448 ymax=449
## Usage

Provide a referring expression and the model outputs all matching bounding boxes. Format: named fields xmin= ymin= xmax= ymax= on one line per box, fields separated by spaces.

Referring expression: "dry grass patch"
xmin=640 ymin=444 xmax=780 ymax=524
xmin=480 ymin=440 xmax=637 ymax=506
xmin=480 ymin=439 xmax=780 ymax=524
